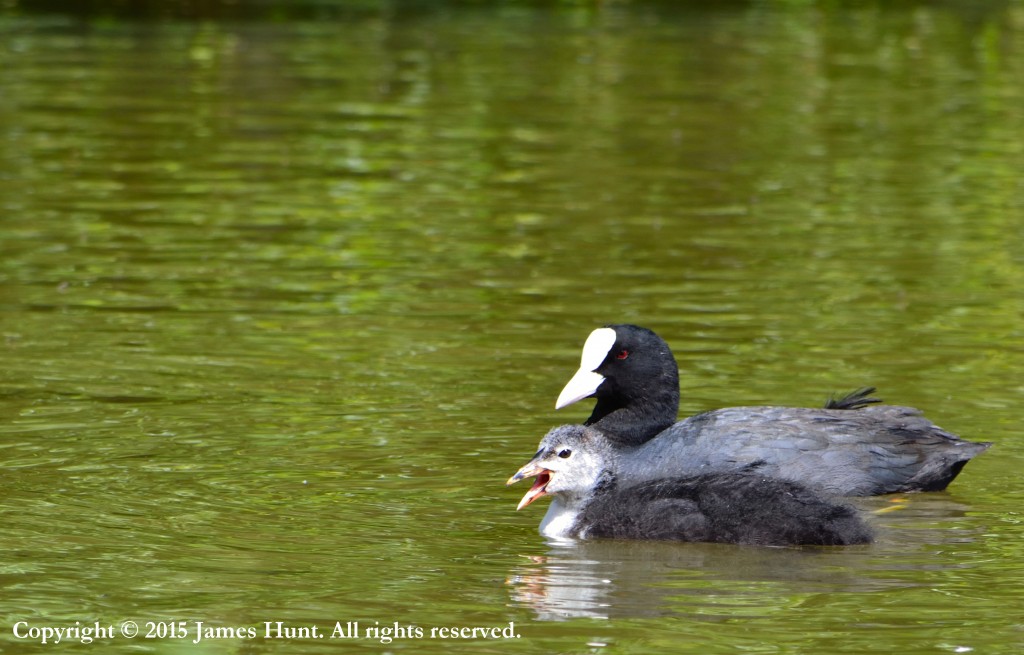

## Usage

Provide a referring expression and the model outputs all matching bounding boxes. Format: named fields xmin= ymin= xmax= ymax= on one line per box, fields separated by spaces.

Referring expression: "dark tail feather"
xmin=825 ymin=387 xmax=883 ymax=410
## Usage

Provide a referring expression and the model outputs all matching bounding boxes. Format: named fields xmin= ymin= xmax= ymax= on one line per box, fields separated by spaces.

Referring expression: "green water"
xmin=1 ymin=1 xmax=1023 ymax=653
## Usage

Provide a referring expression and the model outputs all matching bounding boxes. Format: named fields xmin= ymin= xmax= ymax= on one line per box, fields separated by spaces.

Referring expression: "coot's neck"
xmin=585 ymin=390 xmax=679 ymax=447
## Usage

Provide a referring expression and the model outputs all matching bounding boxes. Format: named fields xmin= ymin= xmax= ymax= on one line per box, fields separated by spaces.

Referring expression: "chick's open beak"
xmin=506 ymin=461 xmax=552 ymax=511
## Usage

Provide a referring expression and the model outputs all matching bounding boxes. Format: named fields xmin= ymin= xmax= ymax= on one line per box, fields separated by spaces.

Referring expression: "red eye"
xmin=616 ymin=349 xmax=629 ymax=360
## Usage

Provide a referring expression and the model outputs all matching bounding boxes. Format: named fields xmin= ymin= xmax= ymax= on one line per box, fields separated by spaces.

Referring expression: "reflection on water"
xmin=507 ymin=493 xmax=991 ymax=622
xmin=508 ymin=542 xmax=875 ymax=622
xmin=2 ymin=1 xmax=1024 ymax=653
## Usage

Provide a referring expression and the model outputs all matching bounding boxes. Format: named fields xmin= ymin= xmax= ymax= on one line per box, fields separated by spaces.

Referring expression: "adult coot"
xmin=508 ymin=425 xmax=872 ymax=546
xmin=555 ymin=324 xmax=991 ymax=496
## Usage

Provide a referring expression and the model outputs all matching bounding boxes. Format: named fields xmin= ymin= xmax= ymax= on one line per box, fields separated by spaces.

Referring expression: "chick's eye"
xmin=558 ymin=449 xmax=572 ymax=459
xmin=616 ymin=349 xmax=629 ymax=360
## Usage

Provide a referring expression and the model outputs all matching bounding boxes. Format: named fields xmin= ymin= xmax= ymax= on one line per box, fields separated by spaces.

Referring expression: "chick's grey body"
xmin=576 ymin=472 xmax=871 ymax=545
xmin=558 ymin=324 xmax=991 ymax=496
xmin=511 ymin=425 xmax=872 ymax=547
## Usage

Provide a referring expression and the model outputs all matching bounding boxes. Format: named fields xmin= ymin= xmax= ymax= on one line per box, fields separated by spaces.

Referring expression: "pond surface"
xmin=2 ymin=1 xmax=1023 ymax=653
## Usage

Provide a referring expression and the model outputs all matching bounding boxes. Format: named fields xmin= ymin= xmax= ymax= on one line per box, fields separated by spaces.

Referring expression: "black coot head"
xmin=557 ymin=324 xmax=679 ymax=408
xmin=556 ymin=325 xmax=681 ymax=445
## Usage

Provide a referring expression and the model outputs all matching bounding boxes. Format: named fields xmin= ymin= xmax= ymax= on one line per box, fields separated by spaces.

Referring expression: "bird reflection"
xmin=506 ymin=493 xmax=986 ymax=621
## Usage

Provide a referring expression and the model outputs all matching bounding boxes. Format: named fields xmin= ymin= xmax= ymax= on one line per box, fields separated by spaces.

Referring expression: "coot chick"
xmin=556 ymin=324 xmax=991 ymax=496
xmin=508 ymin=425 xmax=872 ymax=546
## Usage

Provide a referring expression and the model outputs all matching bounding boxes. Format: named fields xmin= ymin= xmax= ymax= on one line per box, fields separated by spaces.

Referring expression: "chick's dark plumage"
xmin=510 ymin=425 xmax=873 ymax=547
xmin=577 ymin=472 xmax=871 ymax=546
